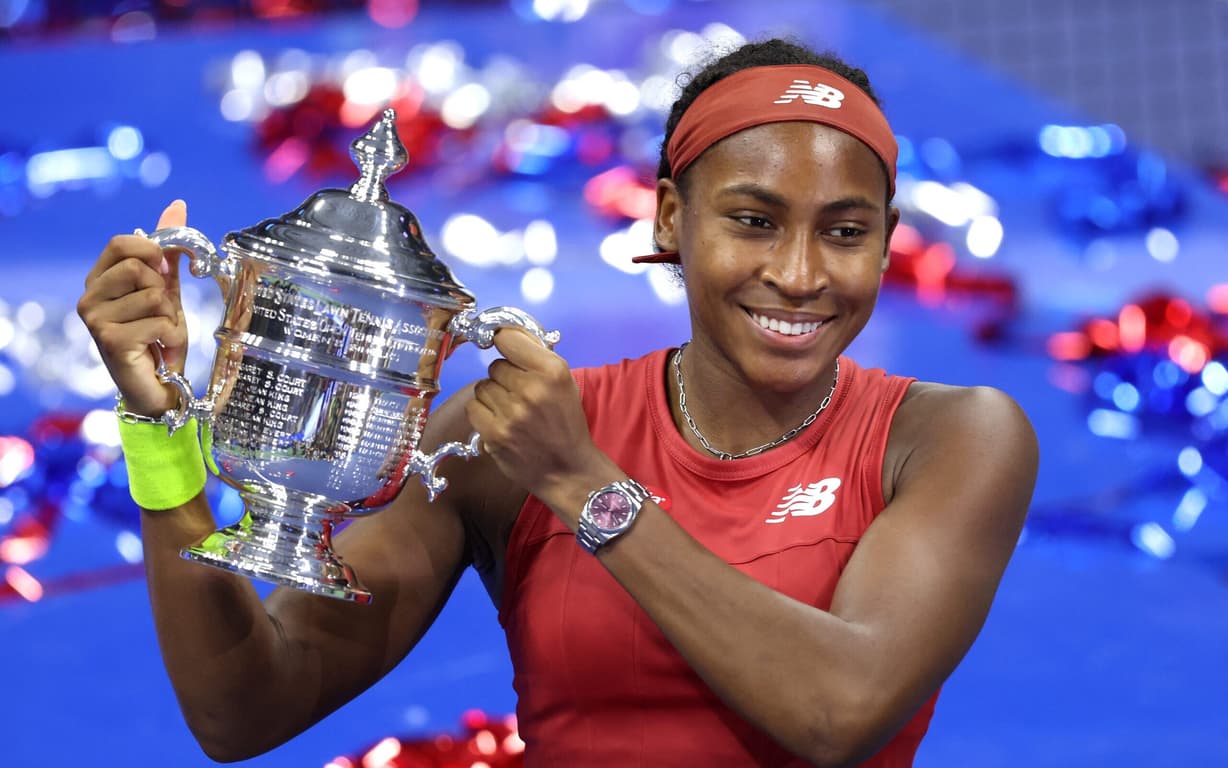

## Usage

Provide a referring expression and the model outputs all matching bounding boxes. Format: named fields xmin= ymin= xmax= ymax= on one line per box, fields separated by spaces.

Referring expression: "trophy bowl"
xmin=142 ymin=109 xmax=559 ymax=603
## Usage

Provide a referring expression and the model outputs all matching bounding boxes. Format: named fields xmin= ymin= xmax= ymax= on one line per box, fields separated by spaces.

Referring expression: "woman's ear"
xmin=654 ymin=177 xmax=680 ymax=252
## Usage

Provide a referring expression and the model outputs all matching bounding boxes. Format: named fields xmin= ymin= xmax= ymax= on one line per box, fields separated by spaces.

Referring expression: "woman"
xmin=77 ymin=38 xmax=1037 ymax=767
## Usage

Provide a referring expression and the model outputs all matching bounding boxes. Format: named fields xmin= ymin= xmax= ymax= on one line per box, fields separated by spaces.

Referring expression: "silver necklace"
xmin=672 ymin=344 xmax=839 ymax=461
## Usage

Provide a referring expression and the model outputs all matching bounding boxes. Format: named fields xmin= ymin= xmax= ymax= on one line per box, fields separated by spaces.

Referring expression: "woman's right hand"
xmin=77 ymin=200 xmax=191 ymax=418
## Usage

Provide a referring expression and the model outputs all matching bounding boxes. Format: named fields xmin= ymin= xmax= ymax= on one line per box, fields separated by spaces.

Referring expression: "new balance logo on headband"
xmin=773 ymin=79 xmax=845 ymax=109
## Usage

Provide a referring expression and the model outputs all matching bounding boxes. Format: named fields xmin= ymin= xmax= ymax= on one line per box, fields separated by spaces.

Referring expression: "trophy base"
xmin=181 ymin=488 xmax=373 ymax=604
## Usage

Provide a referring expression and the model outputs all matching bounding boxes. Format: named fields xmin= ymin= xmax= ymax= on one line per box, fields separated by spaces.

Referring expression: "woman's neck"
xmin=666 ymin=340 xmax=840 ymax=460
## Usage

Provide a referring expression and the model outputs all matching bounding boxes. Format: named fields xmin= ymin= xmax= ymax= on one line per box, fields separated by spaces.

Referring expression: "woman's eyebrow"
xmin=715 ymin=183 xmax=789 ymax=208
xmin=716 ymin=184 xmax=882 ymax=215
xmin=820 ymin=196 xmax=883 ymax=215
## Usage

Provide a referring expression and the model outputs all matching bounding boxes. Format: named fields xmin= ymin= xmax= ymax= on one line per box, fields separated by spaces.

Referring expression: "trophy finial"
xmin=349 ymin=108 xmax=408 ymax=203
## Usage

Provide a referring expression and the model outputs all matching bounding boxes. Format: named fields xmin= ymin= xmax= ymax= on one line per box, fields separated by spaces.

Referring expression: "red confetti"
xmin=335 ymin=712 xmax=524 ymax=768
xmin=883 ymin=224 xmax=1018 ymax=309
xmin=1207 ymin=284 xmax=1228 ymax=315
xmin=1048 ymin=292 xmax=1228 ymax=373
xmin=583 ymin=166 xmax=656 ymax=220
xmin=1209 ymin=166 xmax=1228 ymax=196
xmin=253 ymin=81 xmax=471 ymax=184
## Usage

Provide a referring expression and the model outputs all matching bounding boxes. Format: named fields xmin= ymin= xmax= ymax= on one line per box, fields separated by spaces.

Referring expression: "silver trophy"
xmin=142 ymin=109 xmax=559 ymax=603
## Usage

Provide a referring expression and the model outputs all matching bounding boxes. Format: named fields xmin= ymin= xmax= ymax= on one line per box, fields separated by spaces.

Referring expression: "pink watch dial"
xmin=589 ymin=491 xmax=632 ymax=529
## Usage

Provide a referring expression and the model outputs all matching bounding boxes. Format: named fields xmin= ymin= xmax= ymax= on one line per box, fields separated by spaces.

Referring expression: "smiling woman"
xmin=76 ymin=36 xmax=1037 ymax=768
xmin=485 ymin=41 xmax=1036 ymax=766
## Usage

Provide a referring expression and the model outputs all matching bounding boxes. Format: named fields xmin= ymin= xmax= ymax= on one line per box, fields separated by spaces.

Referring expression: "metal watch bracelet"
xmin=576 ymin=478 xmax=651 ymax=554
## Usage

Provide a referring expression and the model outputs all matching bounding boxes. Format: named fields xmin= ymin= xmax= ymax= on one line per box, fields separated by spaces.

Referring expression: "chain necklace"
xmin=673 ymin=344 xmax=839 ymax=461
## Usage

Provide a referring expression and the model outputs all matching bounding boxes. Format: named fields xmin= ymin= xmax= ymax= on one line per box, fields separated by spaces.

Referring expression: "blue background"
xmin=2 ymin=1 xmax=1226 ymax=765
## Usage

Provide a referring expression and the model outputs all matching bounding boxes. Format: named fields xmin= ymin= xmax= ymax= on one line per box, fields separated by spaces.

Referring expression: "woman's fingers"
xmin=78 ymin=200 xmax=194 ymax=417
xmin=85 ymin=234 xmax=168 ymax=286
xmin=83 ymin=200 xmax=187 ymax=286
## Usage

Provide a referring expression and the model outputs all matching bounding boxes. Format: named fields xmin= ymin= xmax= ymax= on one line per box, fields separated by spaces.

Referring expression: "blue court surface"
xmin=1 ymin=1 xmax=1225 ymax=765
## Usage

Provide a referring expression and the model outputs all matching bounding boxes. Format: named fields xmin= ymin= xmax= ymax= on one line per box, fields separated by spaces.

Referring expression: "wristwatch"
xmin=576 ymin=478 xmax=651 ymax=554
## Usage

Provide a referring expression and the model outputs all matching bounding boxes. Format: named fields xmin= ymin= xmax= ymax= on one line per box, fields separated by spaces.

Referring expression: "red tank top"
xmin=498 ymin=349 xmax=935 ymax=766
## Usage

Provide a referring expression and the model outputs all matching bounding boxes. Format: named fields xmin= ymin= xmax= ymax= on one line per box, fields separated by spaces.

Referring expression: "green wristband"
xmin=118 ymin=416 xmax=207 ymax=510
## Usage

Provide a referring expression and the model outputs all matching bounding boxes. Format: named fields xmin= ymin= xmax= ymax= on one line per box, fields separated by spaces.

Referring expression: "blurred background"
xmin=2 ymin=0 xmax=1226 ymax=765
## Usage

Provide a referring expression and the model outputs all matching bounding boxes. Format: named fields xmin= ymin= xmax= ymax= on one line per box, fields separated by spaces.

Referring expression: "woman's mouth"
xmin=746 ymin=309 xmax=828 ymax=337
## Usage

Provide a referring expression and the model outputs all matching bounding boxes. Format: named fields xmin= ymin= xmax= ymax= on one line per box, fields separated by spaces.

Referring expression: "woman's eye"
xmin=830 ymin=226 xmax=866 ymax=239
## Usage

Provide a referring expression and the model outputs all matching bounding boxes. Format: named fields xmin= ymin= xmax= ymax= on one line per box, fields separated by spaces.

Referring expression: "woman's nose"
xmin=762 ymin=233 xmax=827 ymax=298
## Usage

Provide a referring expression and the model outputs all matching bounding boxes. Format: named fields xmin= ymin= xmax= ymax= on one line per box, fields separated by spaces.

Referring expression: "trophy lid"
xmin=225 ymin=108 xmax=476 ymax=308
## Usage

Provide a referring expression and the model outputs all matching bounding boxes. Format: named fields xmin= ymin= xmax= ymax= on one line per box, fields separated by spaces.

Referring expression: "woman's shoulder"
xmin=896 ymin=380 xmax=1031 ymax=433
xmin=883 ymin=380 xmax=1037 ymax=504
xmin=884 ymin=378 xmax=1036 ymax=545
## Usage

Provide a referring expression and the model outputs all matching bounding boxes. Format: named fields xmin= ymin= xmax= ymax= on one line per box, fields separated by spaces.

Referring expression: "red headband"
xmin=633 ymin=64 xmax=898 ymax=264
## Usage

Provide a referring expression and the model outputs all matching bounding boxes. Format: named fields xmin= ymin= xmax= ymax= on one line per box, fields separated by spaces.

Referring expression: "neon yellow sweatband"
xmin=117 ymin=417 xmax=207 ymax=510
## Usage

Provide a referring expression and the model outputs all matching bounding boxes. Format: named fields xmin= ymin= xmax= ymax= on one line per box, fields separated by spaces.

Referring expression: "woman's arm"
xmin=470 ymin=330 xmax=1036 ymax=767
xmin=137 ymin=391 xmax=482 ymax=762
xmin=78 ymin=202 xmax=492 ymax=761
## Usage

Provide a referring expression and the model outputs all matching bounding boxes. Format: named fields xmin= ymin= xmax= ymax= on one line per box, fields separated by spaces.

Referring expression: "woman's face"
xmin=655 ymin=120 xmax=898 ymax=396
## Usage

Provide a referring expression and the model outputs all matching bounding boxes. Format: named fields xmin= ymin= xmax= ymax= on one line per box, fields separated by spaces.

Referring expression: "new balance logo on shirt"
xmin=773 ymin=80 xmax=845 ymax=109
xmin=765 ymin=477 xmax=843 ymax=524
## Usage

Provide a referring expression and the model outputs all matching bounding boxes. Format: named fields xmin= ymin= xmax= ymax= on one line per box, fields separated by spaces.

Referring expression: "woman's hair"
xmin=656 ymin=38 xmax=882 ymax=194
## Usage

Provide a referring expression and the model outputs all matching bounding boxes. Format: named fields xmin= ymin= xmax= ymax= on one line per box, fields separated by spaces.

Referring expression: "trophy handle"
xmin=140 ymin=225 xmax=237 ymax=298
xmin=135 ymin=226 xmax=225 ymax=434
xmin=447 ymin=306 xmax=561 ymax=351
xmin=408 ymin=432 xmax=482 ymax=502
xmin=407 ymin=307 xmax=561 ymax=500
xmin=122 ymin=343 xmax=213 ymax=435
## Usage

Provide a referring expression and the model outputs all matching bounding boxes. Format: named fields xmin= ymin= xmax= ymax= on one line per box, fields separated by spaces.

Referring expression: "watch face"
xmin=589 ymin=490 xmax=632 ymax=530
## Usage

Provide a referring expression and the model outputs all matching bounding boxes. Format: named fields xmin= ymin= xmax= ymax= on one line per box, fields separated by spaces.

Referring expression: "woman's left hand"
xmin=465 ymin=328 xmax=610 ymax=507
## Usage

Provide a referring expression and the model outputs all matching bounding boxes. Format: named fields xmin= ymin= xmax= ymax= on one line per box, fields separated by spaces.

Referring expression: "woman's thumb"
xmin=152 ymin=199 xmax=190 ymax=321
xmin=152 ymin=198 xmax=189 ymax=286
xmin=155 ymin=199 xmax=188 ymax=231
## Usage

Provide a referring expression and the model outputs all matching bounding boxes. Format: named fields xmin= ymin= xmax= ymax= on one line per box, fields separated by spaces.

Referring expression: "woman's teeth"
xmin=750 ymin=312 xmax=822 ymax=336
